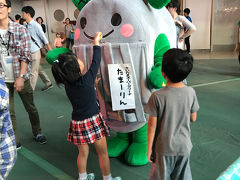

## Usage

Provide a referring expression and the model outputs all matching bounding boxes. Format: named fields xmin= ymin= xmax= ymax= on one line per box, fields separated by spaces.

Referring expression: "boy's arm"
xmin=190 ymin=112 xmax=197 ymax=122
xmin=147 ymin=115 xmax=157 ymax=163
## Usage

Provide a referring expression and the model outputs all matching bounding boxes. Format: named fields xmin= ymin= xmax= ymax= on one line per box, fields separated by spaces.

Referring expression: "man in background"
xmin=14 ymin=14 xmax=21 ymax=23
xmin=0 ymin=0 xmax=47 ymax=149
xmin=22 ymin=6 xmax=53 ymax=91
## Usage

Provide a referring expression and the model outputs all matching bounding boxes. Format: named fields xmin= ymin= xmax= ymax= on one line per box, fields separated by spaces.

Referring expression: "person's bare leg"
xmin=77 ymin=144 xmax=89 ymax=173
xmin=94 ymin=137 xmax=111 ymax=176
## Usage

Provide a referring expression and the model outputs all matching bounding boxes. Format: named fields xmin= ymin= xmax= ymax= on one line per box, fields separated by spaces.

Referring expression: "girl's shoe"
xmin=86 ymin=173 xmax=95 ymax=180
xmin=78 ymin=173 xmax=95 ymax=180
xmin=112 ymin=177 xmax=121 ymax=180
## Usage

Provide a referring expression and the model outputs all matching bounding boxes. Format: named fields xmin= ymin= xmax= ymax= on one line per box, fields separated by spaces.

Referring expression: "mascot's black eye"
xmin=80 ymin=17 xmax=87 ymax=29
xmin=111 ymin=13 xmax=122 ymax=26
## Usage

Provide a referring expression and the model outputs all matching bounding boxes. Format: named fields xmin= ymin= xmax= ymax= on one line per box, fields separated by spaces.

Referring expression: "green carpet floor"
xmin=6 ymin=58 xmax=240 ymax=180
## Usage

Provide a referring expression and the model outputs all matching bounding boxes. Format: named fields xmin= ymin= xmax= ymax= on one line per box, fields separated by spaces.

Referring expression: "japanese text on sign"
xmin=108 ymin=64 xmax=136 ymax=111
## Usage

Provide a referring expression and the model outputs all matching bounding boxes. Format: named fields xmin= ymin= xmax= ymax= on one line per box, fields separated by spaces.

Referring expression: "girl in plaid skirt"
xmin=52 ymin=32 xmax=121 ymax=180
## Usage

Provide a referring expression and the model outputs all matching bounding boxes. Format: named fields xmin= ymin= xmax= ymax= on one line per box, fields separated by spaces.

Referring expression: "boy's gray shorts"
xmin=149 ymin=155 xmax=192 ymax=180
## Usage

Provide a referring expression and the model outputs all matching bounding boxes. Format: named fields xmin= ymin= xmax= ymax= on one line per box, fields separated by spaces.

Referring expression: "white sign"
xmin=108 ymin=64 xmax=136 ymax=111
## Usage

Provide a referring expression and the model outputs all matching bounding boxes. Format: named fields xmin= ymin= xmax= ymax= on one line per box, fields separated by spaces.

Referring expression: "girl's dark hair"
xmin=65 ymin=18 xmax=70 ymax=22
xmin=36 ymin=16 xmax=43 ymax=23
xmin=52 ymin=52 xmax=81 ymax=86
xmin=162 ymin=48 xmax=193 ymax=83
xmin=166 ymin=0 xmax=181 ymax=14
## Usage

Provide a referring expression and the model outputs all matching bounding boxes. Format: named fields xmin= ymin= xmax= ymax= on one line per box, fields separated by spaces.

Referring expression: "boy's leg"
xmin=18 ymin=80 xmax=42 ymax=136
xmin=149 ymin=163 xmax=161 ymax=180
xmin=77 ymin=144 xmax=89 ymax=174
xmin=159 ymin=156 xmax=172 ymax=180
xmin=150 ymin=155 xmax=172 ymax=180
xmin=93 ymin=136 xmax=111 ymax=176
xmin=170 ymin=155 xmax=192 ymax=180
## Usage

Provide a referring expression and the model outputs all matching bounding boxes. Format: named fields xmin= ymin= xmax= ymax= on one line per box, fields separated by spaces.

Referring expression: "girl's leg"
xmin=77 ymin=144 xmax=89 ymax=173
xmin=93 ymin=136 xmax=111 ymax=176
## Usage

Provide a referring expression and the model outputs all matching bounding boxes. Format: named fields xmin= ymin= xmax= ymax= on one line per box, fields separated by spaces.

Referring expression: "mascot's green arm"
xmin=147 ymin=33 xmax=170 ymax=89
xmin=72 ymin=0 xmax=91 ymax=11
xmin=148 ymin=0 xmax=170 ymax=9
xmin=46 ymin=48 xmax=72 ymax=65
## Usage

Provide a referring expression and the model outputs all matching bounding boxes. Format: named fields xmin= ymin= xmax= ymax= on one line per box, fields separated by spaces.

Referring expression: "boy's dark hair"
xmin=22 ymin=6 xmax=35 ymax=18
xmin=6 ymin=0 xmax=11 ymax=7
xmin=52 ymin=52 xmax=81 ymax=86
xmin=166 ymin=0 xmax=180 ymax=14
xmin=15 ymin=14 xmax=21 ymax=20
xmin=184 ymin=8 xmax=191 ymax=15
xmin=162 ymin=48 xmax=193 ymax=83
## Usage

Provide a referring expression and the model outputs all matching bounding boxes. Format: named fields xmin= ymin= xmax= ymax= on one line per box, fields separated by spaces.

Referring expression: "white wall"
xmin=212 ymin=0 xmax=240 ymax=49
xmin=19 ymin=0 xmax=240 ymax=51
xmin=23 ymin=0 xmax=46 ymax=25
xmin=9 ymin=0 xmax=23 ymax=21
xmin=183 ymin=0 xmax=212 ymax=50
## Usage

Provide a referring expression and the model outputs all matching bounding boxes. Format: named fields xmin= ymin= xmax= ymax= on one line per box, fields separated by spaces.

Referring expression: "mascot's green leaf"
xmin=46 ymin=48 xmax=72 ymax=65
xmin=147 ymin=33 xmax=170 ymax=89
xmin=72 ymin=0 xmax=91 ymax=11
xmin=148 ymin=0 xmax=170 ymax=9
xmin=238 ymin=21 xmax=240 ymax=27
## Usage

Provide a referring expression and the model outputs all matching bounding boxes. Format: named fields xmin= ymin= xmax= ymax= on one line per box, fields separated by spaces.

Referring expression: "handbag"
xmin=70 ymin=32 xmax=75 ymax=40
xmin=40 ymin=47 xmax=48 ymax=57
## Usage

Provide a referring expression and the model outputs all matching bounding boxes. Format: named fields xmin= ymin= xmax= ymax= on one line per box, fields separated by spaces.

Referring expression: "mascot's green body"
xmin=47 ymin=0 xmax=176 ymax=166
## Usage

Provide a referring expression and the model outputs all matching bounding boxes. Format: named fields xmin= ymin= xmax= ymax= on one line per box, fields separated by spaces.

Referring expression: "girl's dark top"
xmin=65 ymin=46 xmax=101 ymax=121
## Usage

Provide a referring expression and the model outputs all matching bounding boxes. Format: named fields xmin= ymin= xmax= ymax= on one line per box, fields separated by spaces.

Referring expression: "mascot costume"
xmin=47 ymin=0 xmax=176 ymax=166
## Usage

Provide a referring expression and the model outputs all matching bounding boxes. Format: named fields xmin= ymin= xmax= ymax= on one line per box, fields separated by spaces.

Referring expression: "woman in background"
xmin=166 ymin=0 xmax=196 ymax=50
xmin=64 ymin=18 xmax=75 ymax=49
xmin=36 ymin=16 xmax=46 ymax=33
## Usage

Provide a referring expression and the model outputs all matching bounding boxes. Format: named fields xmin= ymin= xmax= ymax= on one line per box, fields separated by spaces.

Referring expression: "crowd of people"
xmin=2 ymin=0 xmax=238 ymax=179
xmin=0 ymin=0 xmax=198 ymax=179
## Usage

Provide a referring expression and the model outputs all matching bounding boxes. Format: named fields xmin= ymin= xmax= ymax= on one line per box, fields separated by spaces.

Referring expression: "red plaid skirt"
xmin=67 ymin=113 xmax=109 ymax=145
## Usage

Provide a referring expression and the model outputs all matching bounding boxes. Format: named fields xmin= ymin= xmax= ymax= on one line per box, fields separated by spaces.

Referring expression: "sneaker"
xmin=86 ymin=173 xmax=95 ymax=180
xmin=34 ymin=134 xmax=47 ymax=144
xmin=111 ymin=177 xmax=122 ymax=180
xmin=78 ymin=173 xmax=95 ymax=180
xmin=16 ymin=143 xmax=22 ymax=150
xmin=41 ymin=84 xmax=53 ymax=91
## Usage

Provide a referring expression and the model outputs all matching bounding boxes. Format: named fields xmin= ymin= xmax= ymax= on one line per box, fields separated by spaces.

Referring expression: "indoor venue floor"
xmin=7 ymin=50 xmax=240 ymax=180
